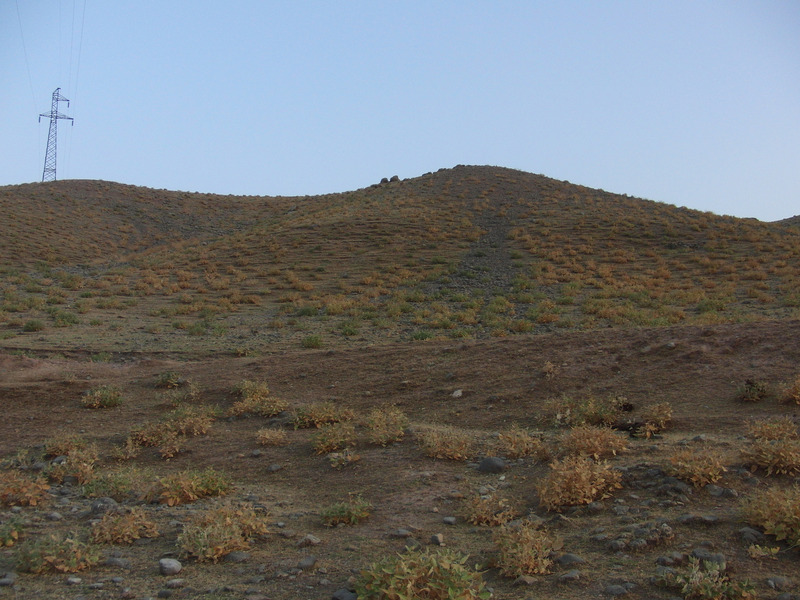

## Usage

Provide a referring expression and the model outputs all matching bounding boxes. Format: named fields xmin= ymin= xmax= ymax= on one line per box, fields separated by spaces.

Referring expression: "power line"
xmin=14 ymin=0 xmax=38 ymax=112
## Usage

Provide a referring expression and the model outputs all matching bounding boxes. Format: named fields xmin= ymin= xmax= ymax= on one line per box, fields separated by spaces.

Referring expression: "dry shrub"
xmin=491 ymin=424 xmax=545 ymax=459
xmin=311 ymin=422 xmax=358 ymax=454
xmin=228 ymin=379 xmax=288 ymax=417
xmin=463 ymin=495 xmax=519 ymax=526
xmin=779 ymin=375 xmax=800 ymax=405
xmin=256 ymin=428 xmax=289 ymax=447
xmin=0 ymin=470 xmax=50 ymax=507
xmin=16 ymin=532 xmax=101 ymax=574
xmin=667 ymin=447 xmax=727 ymax=487
xmin=561 ymin=424 xmax=628 ymax=460
xmin=544 ymin=394 xmax=624 ymax=427
xmin=364 ymin=407 xmax=408 ymax=446
xmin=81 ymin=385 xmax=123 ymax=409
xmin=44 ymin=434 xmax=87 ymax=458
xmin=146 ymin=468 xmax=232 ymax=506
xmin=355 ymin=548 xmax=490 ymax=600
xmin=537 ymin=456 xmax=622 ymax=511
xmin=415 ymin=425 xmax=477 ymax=460
xmin=640 ymin=402 xmax=673 ymax=435
xmin=746 ymin=416 xmax=798 ymax=441
xmin=178 ymin=502 xmax=269 ymax=563
xmin=293 ymin=401 xmax=355 ymax=429
xmin=493 ymin=521 xmax=560 ymax=577
xmin=736 ymin=379 xmax=770 ymax=403
xmin=658 ymin=557 xmax=756 ymax=600
xmin=47 ymin=444 xmax=99 ymax=485
xmin=327 ymin=449 xmax=361 ymax=469
xmin=742 ymin=439 xmax=800 ymax=476
xmin=91 ymin=508 xmax=159 ymax=544
xmin=321 ymin=494 xmax=373 ymax=526
xmin=741 ymin=485 xmax=800 ymax=546
xmin=82 ymin=466 xmax=153 ymax=502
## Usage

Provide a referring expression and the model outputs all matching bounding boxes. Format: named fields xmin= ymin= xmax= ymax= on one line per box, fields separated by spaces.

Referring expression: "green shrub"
xmin=321 ymin=495 xmax=372 ymax=526
xmin=16 ymin=532 xmax=101 ymax=573
xmin=22 ymin=319 xmax=45 ymax=332
xmin=81 ymin=385 xmax=123 ymax=409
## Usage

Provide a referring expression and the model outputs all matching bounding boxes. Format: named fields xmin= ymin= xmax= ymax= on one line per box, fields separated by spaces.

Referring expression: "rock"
xmin=91 ymin=497 xmax=119 ymax=514
xmin=297 ymin=534 xmax=322 ymax=547
xmin=451 ymin=389 xmax=463 ymax=398
xmin=477 ymin=457 xmax=506 ymax=474
xmin=767 ymin=576 xmax=792 ymax=591
xmin=66 ymin=576 xmax=82 ymax=584
xmin=165 ymin=579 xmax=185 ymax=589
xmin=159 ymin=558 xmax=182 ymax=576
xmin=556 ymin=553 xmax=586 ymax=566
xmin=390 ymin=528 xmax=413 ymax=538
xmin=104 ymin=557 xmax=133 ymax=569
xmin=297 ymin=556 xmax=317 ymax=570
xmin=739 ymin=527 xmax=765 ymax=544
xmin=430 ymin=533 xmax=445 ymax=546
xmin=267 ymin=463 xmax=283 ymax=473
xmin=514 ymin=575 xmax=537 ymax=586
xmin=690 ymin=548 xmax=725 ymax=569
xmin=224 ymin=551 xmax=250 ymax=563
xmin=46 ymin=511 xmax=63 ymax=521
xmin=604 ymin=584 xmax=629 ymax=596
xmin=332 ymin=590 xmax=357 ymax=600
xmin=443 ymin=516 xmax=457 ymax=525
xmin=559 ymin=569 xmax=581 ymax=583
xmin=0 ymin=572 xmax=17 ymax=586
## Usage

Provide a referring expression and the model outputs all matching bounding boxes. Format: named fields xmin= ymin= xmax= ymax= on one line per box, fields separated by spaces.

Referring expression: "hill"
xmin=1 ymin=166 xmax=800 ymax=600
xmin=1 ymin=165 xmax=799 ymax=354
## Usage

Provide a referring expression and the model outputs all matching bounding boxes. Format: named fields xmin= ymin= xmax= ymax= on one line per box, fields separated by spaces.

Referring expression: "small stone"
xmin=690 ymin=548 xmax=725 ymax=569
xmin=46 ymin=511 xmax=63 ymax=521
xmin=739 ymin=527 xmax=765 ymax=544
xmin=297 ymin=556 xmax=317 ymax=570
xmin=159 ymin=558 xmax=182 ymax=576
xmin=0 ymin=572 xmax=17 ymax=587
xmin=430 ymin=533 xmax=444 ymax=546
xmin=514 ymin=575 xmax=537 ymax=586
xmin=332 ymin=590 xmax=357 ymax=600
xmin=268 ymin=463 xmax=283 ymax=472
xmin=250 ymin=449 xmax=263 ymax=458
xmin=165 ymin=579 xmax=185 ymax=589
xmin=224 ymin=551 xmax=250 ymax=563
xmin=443 ymin=516 xmax=457 ymax=525
xmin=451 ymin=389 xmax=463 ymax=398
xmin=66 ymin=576 xmax=82 ymax=585
xmin=104 ymin=557 xmax=133 ymax=569
xmin=556 ymin=553 xmax=586 ymax=566
xmin=391 ymin=529 xmax=413 ymax=538
xmin=767 ymin=576 xmax=792 ymax=591
xmin=604 ymin=584 xmax=629 ymax=596
xmin=477 ymin=456 xmax=506 ymax=473
xmin=157 ymin=590 xmax=172 ymax=599
xmin=297 ymin=534 xmax=322 ymax=547
xmin=559 ymin=569 xmax=581 ymax=583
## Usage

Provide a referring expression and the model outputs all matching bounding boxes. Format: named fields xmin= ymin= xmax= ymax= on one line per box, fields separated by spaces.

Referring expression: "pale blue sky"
xmin=3 ymin=1 xmax=799 ymax=221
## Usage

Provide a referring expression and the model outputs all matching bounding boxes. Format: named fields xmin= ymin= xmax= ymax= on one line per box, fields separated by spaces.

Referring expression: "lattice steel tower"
xmin=39 ymin=88 xmax=73 ymax=182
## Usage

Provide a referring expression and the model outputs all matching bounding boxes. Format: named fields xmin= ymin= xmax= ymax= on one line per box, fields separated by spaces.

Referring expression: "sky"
xmin=2 ymin=1 xmax=799 ymax=221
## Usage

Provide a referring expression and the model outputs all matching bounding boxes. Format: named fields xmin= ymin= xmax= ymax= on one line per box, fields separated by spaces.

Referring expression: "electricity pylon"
xmin=39 ymin=88 xmax=73 ymax=182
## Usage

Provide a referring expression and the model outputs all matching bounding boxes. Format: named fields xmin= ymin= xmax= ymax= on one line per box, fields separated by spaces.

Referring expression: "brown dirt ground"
xmin=1 ymin=319 xmax=800 ymax=599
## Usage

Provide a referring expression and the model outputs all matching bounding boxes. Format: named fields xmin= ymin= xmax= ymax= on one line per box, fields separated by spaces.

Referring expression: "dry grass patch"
xmin=537 ymin=455 xmax=622 ymax=511
xmin=363 ymin=407 xmax=408 ymax=446
xmin=779 ymin=374 xmax=800 ymax=405
xmin=741 ymin=419 xmax=800 ymax=476
xmin=415 ymin=424 xmax=477 ymax=460
xmin=146 ymin=467 xmax=232 ymax=506
xmin=293 ymin=401 xmax=355 ymax=429
xmin=493 ymin=521 xmax=560 ymax=577
xmin=355 ymin=547 xmax=491 ymax=600
xmin=0 ymin=470 xmax=50 ymax=507
xmin=666 ymin=447 xmax=727 ymax=488
xmin=491 ymin=424 xmax=545 ymax=459
xmin=561 ymin=424 xmax=628 ymax=460
xmin=178 ymin=502 xmax=269 ymax=563
xmin=741 ymin=485 xmax=800 ymax=547
xmin=463 ymin=494 xmax=519 ymax=526
xmin=311 ymin=422 xmax=358 ymax=454
xmin=80 ymin=384 xmax=123 ymax=409
xmin=639 ymin=401 xmax=673 ymax=436
xmin=543 ymin=393 xmax=625 ymax=427
xmin=228 ymin=379 xmax=288 ymax=417
xmin=256 ymin=428 xmax=289 ymax=447
xmin=91 ymin=508 xmax=159 ymax=544
xmin=16 ymin=532 xmax=101 ymax=574
xmin=321 ymin=494 xmax=373 ymax=527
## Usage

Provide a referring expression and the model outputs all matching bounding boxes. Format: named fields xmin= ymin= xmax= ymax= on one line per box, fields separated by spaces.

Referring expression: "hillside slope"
xmin=1 ymin=166 xmax=799 ymax=354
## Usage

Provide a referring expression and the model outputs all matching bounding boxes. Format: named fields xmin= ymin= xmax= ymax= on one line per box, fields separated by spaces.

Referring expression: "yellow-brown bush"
xmin=415 ymin=425 xmax=477 ymax=461
xmin=311 ymin=422 xmax=358 ymax=454
xmin=16 ymin=532 xmax=101 ymax=574
xmin=493 ymin=521 xmax=559 ymax=577
xmin=741 ymin=438 xmax=800 ymax=476
xmin=543 ymin=394 xmax=623 ymax=427
xmin=0 ymin=470 xmax=50 ymax=507
xmin=146 ymin=468 xmax=232 ymax=506
xmin=364 ymin=407 xmax=408 ymax=446
xmin=178 ymin=502 xmax=269 ymax=563
xmin=293 ymin=401 xmax=355 ymax=429
xmin=746 ymin=416 xmax=798 ymax=441
xmin=463 ymin=495 xmax=519 ymax=526
xmin=741 ymin=485 xmax=800 ymax=547
xmin=667 ymin=447 xmax=727 ymax=488
xmin=537 ymin=456 xmax=622 ymax=511
xmin=228 ymin=380 xmax=288 ymax=417
xmin=640 ymin=402 xmax=673 ymax=435
xmin=779 ymin=375 xmax=800 ymax=405
xmin=256 ymin=428 xmax=289 ymax=447
xmin=561 ymin=424 xmax=628 ymax=460
xmin=491 ymin=424 xmax=545 ymax=460
xmin=91 ymin=508 xmax=159 ymax=544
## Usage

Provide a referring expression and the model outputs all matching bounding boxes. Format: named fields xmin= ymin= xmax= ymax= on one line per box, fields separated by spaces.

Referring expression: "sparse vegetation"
xmin=493 ymin=521 xmax=559 ymax=577
xmin=537 ymin=456 xmax=622 ymax=511
xmin=91 ymin=508 xmax=159 ymax=544
xmin=16 ymin=532 xmax=101 ymax=574
xmin=667 ymin=447 xmax=727 ymax=487
xmin=355 ymin=548 xmax=491 ymax=600
xmin=81 ymin=384 xmax=123 ymax=408
xmin=415 ymin=424 xmax=477 ymax=460
xmin=321 ymin=494 xmax=372 ymax=526
xmin=178 ymin=502 xmax=269 ymax=562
